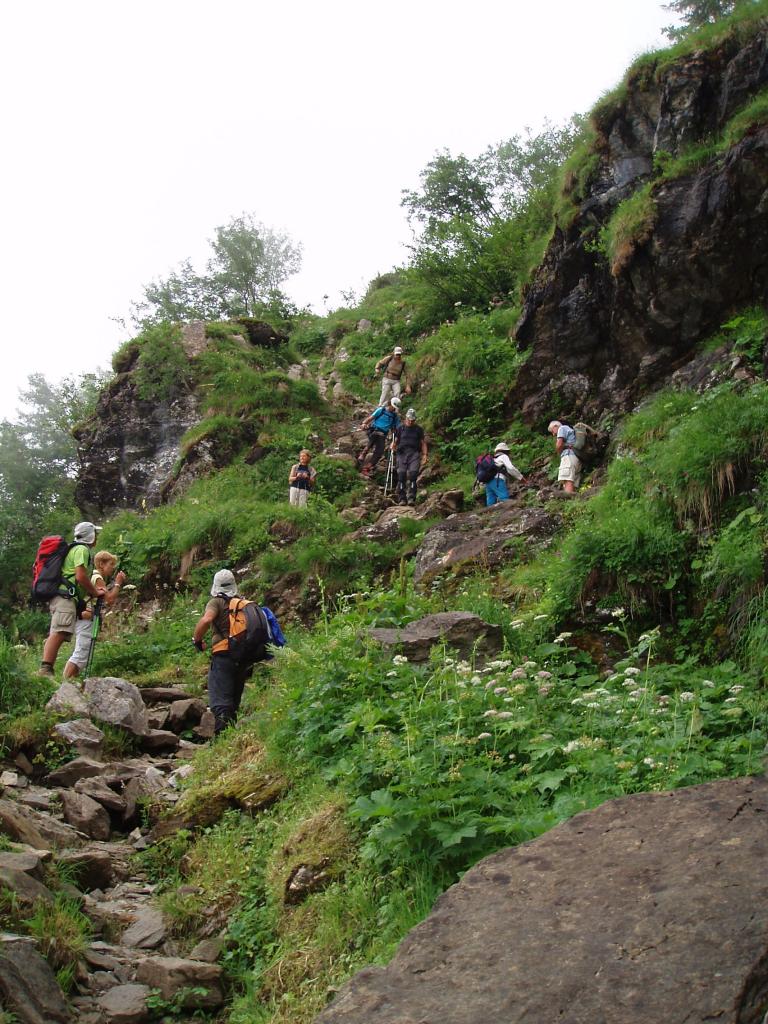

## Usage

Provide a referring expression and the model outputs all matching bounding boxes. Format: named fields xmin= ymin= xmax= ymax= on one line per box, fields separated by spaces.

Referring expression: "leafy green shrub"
xmin=134 ymin=324 xmax=194 ymax=402
xmin=0 ymin=634 xmax=40 ymax=718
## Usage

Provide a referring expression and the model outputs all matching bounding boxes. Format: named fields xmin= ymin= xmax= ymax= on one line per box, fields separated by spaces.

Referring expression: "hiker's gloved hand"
xmin=193 ymin=638 xmax=205 ymax=652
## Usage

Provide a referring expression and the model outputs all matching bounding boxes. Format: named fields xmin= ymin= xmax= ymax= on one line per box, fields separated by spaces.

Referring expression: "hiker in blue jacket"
xmin=359 ymin=396 xmax=401 ymax=477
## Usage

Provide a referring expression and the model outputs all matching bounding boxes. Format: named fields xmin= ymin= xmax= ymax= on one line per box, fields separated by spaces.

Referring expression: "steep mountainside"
xmin=514 ymin=20 xmax=768 ymax=423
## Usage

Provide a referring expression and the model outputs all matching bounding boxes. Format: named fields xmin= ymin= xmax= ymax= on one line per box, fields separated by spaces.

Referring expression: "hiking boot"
xmin=37 ymin=663 xmax=55 ymax=678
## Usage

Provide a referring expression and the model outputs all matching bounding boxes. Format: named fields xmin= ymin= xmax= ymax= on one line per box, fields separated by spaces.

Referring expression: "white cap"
xmin=494 ymin=442 xmax=510 ymax=454
xmin=390 ymin=397 xmax=402 ymax=408
xmin=405 ymin=408 xmax=417 ymax=420
xmin=393 ymin=346 xmax=403 ymax=355
xmin=74 ymin=522 xmax=101 ymax=544
xmin=211 ymin=569 xmax=238 ymax=597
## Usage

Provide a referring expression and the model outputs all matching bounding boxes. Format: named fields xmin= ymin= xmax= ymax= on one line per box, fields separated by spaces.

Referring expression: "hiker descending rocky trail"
xmin=0 ymin=677 xmax=227 ymax=1024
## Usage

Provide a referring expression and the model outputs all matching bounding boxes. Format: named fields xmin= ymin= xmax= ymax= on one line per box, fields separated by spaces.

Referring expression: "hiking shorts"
xmin=67 ymin=617 xmax=94 ymax=668
xmin=49 ymin=595 xmax=76 ymax=637
xmin=558 ymin=450 xmax=582 ymax=486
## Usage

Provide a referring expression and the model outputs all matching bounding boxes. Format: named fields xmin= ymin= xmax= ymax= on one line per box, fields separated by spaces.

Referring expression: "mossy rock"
xmin=269 ymin=801 xmax=353 ymax=906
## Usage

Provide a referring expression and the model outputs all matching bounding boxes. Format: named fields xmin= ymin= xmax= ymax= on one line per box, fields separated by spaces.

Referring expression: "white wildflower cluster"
xmin=623 ymin=667 xmax=641 ymax=677
xmin=511 ymin=620 xmax=524 ymax=630
xmin=386 ymin=670 xmax=397 ymax=678
xmin=510 ymin=667 xmax=528 ymax=680
xmin=392 ymin=655 xmax=409 ymax=666
xmin=702 ymin=679 xmax=715 ymax=688
xmin=611 ymin=607 xmax=626 ymax=617
xmin=554 ymin=632 xmax=573 ymax=644
xmin=477 ymin=732 xmax=492 ymax=740
xmin=679 ymin=691 xmax=695 ymax=702
xmin=642 ymin=757 xmax=657 ymax=767
xmin=533 ymin=614 xmax=548 ymax=622
xmin=729 ymin=684 xmax=744 ymax=694
xmin=536 ymin=670 xmax=552 ymax=681
xmin=485 ymin=660 xmax=512 ymax=671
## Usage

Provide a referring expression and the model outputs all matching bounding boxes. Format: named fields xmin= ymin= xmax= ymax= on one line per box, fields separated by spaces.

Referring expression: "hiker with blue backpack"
xmin=192 ymin=569 xmax=285 ymax=734
xmin=548 ymin=420 xmax=582 ymax=494
xmin=476 ymin=443 xmax=529 ymax=506
xmin=359 ymin=396 xmax=402 ymax=477
xmin=36 ymin=522 xmax=107 ymax=678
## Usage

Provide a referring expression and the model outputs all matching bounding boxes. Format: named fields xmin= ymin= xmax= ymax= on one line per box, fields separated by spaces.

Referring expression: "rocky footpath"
xmin=316 ymin=773 xmax=768 ymax=1024
xmin=0 ymin=677 xmax=226 ymax=1024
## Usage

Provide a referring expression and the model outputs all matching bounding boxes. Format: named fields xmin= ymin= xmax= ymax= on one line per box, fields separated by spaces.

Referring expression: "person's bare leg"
xmin=42 ymin=632 xmax=68 ymax=669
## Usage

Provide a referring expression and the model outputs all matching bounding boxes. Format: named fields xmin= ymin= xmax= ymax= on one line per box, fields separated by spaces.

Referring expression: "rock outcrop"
xmin=514 ymin=24 xmax=768 ymax=423
xmin=316 ymin=773 xmax=768 ymax=1024
xmin=413 ymin=499 xmax=561 ymax=585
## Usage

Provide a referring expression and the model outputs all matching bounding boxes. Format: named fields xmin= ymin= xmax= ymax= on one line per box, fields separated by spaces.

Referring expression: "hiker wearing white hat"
xmin=193 ymin=570 xmax=271 ymax=733
xmin=392 ymin=407 xmax=428 ymax=505
xmin=374 ymin=346 xmax=411 ymax=407
xmin=486 ymin=442 xmax=528 ymax=506
xmin=359 ymin=396 xmax=402 ymax=477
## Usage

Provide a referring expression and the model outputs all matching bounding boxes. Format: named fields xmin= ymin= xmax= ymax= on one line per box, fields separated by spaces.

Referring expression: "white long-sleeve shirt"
xmin=493 ymin=452 xmax=523 ymax=481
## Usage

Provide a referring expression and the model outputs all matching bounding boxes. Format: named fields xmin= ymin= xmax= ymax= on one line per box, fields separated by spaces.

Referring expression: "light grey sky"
xmin=0 ymin=0 xmax=673 ymax=420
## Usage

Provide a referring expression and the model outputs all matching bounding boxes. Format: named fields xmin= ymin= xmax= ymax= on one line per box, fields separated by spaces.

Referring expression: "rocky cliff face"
xmin=74 ymin=374 xmax=200 ymax=519
xmin=513 ymin=22 xmax=768 ymax=424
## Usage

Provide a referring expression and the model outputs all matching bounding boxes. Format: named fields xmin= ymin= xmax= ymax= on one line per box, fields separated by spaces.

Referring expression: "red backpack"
xmin=31 ymin=536 xmax=79 ymax=603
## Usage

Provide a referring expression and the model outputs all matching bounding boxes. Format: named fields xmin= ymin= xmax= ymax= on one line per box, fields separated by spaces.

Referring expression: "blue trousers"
xmin=486 ymin=477 xmax=509 ymax=506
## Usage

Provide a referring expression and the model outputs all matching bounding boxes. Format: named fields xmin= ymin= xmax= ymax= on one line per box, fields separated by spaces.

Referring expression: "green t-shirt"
xmin=61 ymin=544 xmax=92 ymax=600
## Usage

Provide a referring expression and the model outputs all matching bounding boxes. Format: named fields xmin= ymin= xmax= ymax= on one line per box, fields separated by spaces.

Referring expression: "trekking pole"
xmin=83 ymin=596 xmax=104 ymax=681
xmin=384 ymin=443 xmax=395 ymax=496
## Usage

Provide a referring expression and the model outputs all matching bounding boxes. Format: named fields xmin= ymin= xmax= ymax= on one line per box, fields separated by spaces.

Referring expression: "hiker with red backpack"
xmin=36 ymin=522 xmax=106 ymax=678
xmin=476 ymin=443 xmax=529 ymax=506
xmin=192 ymin=569 xmax=285 ymax=734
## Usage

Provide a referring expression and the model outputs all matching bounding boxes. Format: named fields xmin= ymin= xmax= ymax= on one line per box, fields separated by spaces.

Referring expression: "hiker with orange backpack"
xmin=36 ymin=522 xmax=106 ymax=678
xmin=192 ymin=569 xmax=284 ymax=733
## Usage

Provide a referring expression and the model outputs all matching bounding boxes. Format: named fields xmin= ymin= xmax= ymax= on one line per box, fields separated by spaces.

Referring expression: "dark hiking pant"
xmin=396 ymin=449 xmax=420 ymax=502
xmin=208 ymin=654 xmax=254 ymax=733
xmin=364 ymin=429 xmax=388 ymax=470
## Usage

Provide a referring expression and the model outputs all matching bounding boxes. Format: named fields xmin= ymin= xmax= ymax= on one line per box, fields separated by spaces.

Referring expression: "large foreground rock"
xmin=369 ymin=612 xmax=503 ymax=663
xmin=84 ymin=678 xmax=149 ymax=735
xmin=0 ymin=934 xmax=70 ymax=1023
xmin=316 ymin=775 xmax=768 ymax=1024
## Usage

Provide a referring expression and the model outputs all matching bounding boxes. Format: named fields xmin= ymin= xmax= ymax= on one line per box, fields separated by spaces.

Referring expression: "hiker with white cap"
xmin=192 ymin=569 xmax=273 ymax=733
xmin=359 ymin=396 xmax=402 ymax=477
xmin=38 ymin=521 xmax=106 ymax=677
xmin=547 ymin=420 xmax=582 ymax=494
xmin=374 ymin=346 xmax=410 ymax=407
xmin=392 ymin=407 xmax=428 ymax=505
xmin=486 ymin=443 xmax=528 ymax=506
